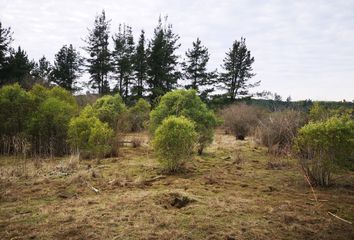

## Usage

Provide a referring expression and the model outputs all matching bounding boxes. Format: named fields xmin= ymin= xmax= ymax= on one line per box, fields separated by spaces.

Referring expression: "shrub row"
xmin=0 ymin=84 xmax=151 ymax=158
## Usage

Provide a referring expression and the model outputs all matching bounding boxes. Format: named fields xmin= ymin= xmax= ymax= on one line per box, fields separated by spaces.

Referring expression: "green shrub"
xmin=27 ymin=96 xmax=77 ymax=156
xmin=0 ymin=84 xmax=78 ymax=156
xmin=0 ymin=84 xmax=33 ymax=155
xmin=0 ymin=84 xmax=32 ymax=137
xmin=92 ymin=94 xmax=127 ymax=130
xmin=153 ymin=116 xmax=197 ymax=172
xmin=294 ymin=116 xmax=354 ymax=186
xmin=309 ymin=102 xmax=329 ymax=122
xmin=150 ymin=90 xmax=218 ymax=154
xmin=128 ymin=98 xmax=151 ymax=132
xmin=68 ymin=115 xmax=114 ymax=159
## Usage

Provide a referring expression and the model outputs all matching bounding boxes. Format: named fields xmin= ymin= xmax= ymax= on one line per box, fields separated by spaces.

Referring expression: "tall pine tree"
xmin=132 ymin=30 xmax=147 ymax=100
xmin=182 ymin=38 xmax=217 ymax=101
xmin=83 ymin=10 xmax=112 ymax=94
xmin=0 ymin=21 xmax=14 ymax=86
xmin=4 ymin=46 xmax=34 ymax=88
xmin=51 ymin=44 xmax=82 ymax=92
xmin=220 ymin=37 xmax=259 ymax=100
xmin=32 ymin=56 xmax=52 ymax=84
xmin=112 ymin=24 xmax=135 ymax=101
xmin=147 ymin=16 xmax=181 ymax=103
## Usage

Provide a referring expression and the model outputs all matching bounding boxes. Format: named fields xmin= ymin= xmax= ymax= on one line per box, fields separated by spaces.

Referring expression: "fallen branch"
xmin=86 ymin=181 xmax=100 ymax=193
xmin=328 ymin=212 xmax=352 ymax=225
xmin=300 ymin=166 xmax=318 ymax=202
xmin=309 ymin=198 xmax=328 ymax=202
xmin=144 ymin=175 xmax=166 ymax=183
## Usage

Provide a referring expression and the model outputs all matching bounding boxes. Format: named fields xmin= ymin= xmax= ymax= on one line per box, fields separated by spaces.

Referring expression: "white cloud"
xmin=0 ymin=0 xmax=353 ymax=100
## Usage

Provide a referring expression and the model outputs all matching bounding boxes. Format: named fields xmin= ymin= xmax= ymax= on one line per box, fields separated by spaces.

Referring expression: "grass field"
xmin=0 ymin=131 xmax=353 ymax=240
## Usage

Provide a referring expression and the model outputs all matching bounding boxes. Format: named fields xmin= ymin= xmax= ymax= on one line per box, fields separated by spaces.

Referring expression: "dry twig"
xmin=328 ymin=212 xmax=352 ymax=225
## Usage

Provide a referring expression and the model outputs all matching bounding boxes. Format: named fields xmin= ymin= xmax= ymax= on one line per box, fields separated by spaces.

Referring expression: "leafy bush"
xmin=308 ymin=102 xmax=329 ymax=122
xmin=150 ymin=90 xmax=218 ymax=154
xmin=221 ymin=103 xmax=266 ymax=140
xmin=0 ymin=84 xmax=78 ymax=156
xmin=0 ymin=84 xmax=32 ymax=136
xmin=255 ymin=110 xmax=306 ymax=154
xmin=0 ymin=84 xmax=32 ymax=155
xmin=27 ymin=96 xmax=77 ymax=156
xmin=68 ymin=115 xmax=114 ymax=159
xmin=153 ymin=116 xmax=197 ymax=172
xmin=92 ymin=94 xmax=127 ymax=130
xmin=294 ymin=116 xmax=354 ymax=186
xmin=128 ymin=99 xmax=151 ymax=132
xmin=309 ymin=102 xmax=353 ymax=122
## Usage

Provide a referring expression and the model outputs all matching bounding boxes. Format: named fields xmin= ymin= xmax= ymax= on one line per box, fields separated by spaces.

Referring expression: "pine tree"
xmin=51 ymin=44 xmax=82 ymax=92
xmin=147 ymin=16 xmax=181 ymax=103
xmin=4 ymin=46 xmax=34 ymax=87
xmin=0 ymin=21 xmax=14 ymax=85
xmin=112 ymin=24 xmax=135 ymax=101
xmin=132 ymin=30 xmax=147 ymax=100
xmin=220 ymin=37 xmax=259 ymax=101
xmin=182 ymin=38 xmax=217 ymax=101
xmin=83 ymin=10 xmax=112 ymax=94
xmin=32 ymin=56 xmax=52 ymax=83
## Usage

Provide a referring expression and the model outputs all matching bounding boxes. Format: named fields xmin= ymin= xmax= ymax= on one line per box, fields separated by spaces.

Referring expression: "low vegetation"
xmin=0 ymin=132 xmax=353 ymax=239
xmin=0 ymin=84 xmax=353 ymax=239
xmin=295 ymin=116 xmax=354 ymax=186
xmin=150 ymin=89 xmax=218 ymax=155
xmin=153 ymin=116 xmax=197 ymax=172
xmin=255 ymin=110 xmax=306 ymax=154
xmin=221 ymin=103 xmax=265 ymax=140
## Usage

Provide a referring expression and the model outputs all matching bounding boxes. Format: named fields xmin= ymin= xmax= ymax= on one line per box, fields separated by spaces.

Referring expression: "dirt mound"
xmin=155 ymin=192 xmax=196 ymax=209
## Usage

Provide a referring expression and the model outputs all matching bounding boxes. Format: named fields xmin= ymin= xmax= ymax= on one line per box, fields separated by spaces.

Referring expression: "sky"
xmin=0 ymin=0 xmax=353 ymax=101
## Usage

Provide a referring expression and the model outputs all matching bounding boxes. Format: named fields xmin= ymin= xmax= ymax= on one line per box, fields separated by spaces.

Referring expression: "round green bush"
xmin=68 ymin=115 xmax=114 ymax=159
xmin=92 ymin=94 xmax=127 ymax=130
xmin=128 ymin=98 xmax=151 ymax=132
xmin=150 ymin=90 xmax=217 ymax=154
xmin=153 ymin=116 xmax=197 ymax=172
xmin=294 ymin=116 xmax=354 ymax=186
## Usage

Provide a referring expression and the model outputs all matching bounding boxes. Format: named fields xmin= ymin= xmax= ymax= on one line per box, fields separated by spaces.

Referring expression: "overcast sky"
xmin=1 ymin=0 xmax=353 ymax=101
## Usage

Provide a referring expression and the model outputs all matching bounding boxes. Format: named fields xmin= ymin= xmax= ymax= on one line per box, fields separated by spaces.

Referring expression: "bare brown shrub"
xmin=255 ymin=109 xmax=306 ymax=154
xmin=221 ymin=103 xmax=266 ymax=140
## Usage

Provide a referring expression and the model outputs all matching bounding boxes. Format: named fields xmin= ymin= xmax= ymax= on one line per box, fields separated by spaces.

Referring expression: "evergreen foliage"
xmin=132 ymin=30 xmax=148 ymax=100
xmin=51 ymin=44 xmax=83 ymax=92
xmin=83 ymin=10 xmax=112 ymax=94
xmin=112 ymin=24 xmax=135 ymax=101
xmin=146 ymin=16 xmax=181 ymax=103
xmin=220 ymin=37 xmax=259 ymax=100
xmin=182 ymin=38 xmax=216 ymax=101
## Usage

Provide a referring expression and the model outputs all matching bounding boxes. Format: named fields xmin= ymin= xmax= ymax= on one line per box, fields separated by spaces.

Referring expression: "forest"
xmin=0 ymin=10 xmax=353 ymax=240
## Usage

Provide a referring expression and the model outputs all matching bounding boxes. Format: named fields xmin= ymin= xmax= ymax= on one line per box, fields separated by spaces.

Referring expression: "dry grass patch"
xmin=0 ymin=131 xmax=353 ymax=240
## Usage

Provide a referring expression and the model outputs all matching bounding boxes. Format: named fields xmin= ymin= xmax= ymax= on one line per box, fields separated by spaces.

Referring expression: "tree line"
xmin=0 ymin=11 xmax=259 ymax=105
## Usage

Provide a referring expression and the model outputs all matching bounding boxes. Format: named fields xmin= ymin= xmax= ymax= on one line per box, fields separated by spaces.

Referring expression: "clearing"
xmin=0 ymin=131 xmax=353 ymax=239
